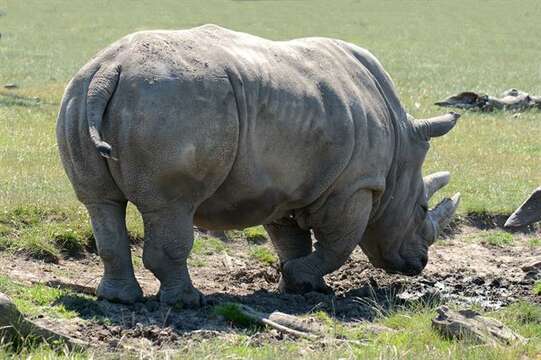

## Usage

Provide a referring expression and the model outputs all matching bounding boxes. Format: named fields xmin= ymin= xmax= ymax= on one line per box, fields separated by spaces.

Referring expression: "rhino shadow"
xmin=54 ymin=281 xmax=422 ymax=335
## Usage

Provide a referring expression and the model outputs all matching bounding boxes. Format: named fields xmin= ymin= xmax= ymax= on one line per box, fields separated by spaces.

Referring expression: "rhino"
xmin=505 ymin=187 xmax=541 ymax=227
xmin=57 ymin=25 xmax=461 ymax=306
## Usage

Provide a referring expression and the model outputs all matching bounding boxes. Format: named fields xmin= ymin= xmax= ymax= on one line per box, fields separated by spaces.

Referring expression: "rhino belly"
xmin=194 ymin=187 xmax=291 ymax=230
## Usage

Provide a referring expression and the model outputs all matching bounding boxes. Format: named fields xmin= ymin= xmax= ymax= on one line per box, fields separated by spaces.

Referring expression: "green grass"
xmin=0 ymin=0 xmax=539 ymax=215
xmin=244 ymin=226 xmax=268 ymax=244
xmin=534 ymin=281 xmax=541 ymax=296
xmin=0 ymin=276 xmax=94 ymax=358
xmin=249 ymin=246 xmax=278 ymax=266
xmin=207 ymin=301 xmax=541 ymax=360
xmin=189 ymin=234 xmax=229 ymax=267
xmin=0 ymin=205 xmax=145 ymax=262
xmin=528 ymin=237 xmax=541 ymax=248
xmin=459 ymin=229 xmax=539 ymax=248
xmin=352 ymin=302 xmax=540 ymax=359
xmin=191 ymin=235 xmax=227 ymax=256
xmin=0 ymin=276 xmax=90 ymax=319
xmin=0 ymin=206 xmax=91 ymax=262
xmin=0 ymin=344 xmax=87 ymax=360
xmin=213 ymin=303 xmax=263 ymax=329
xmin=478 ymin=231 xmax=515 ymax=247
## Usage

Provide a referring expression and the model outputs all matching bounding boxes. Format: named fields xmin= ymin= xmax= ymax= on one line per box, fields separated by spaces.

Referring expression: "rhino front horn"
xmin=415 ymin=112 xmax=460 ymax=140
xmin=427 ymin=193 xmax=461 ymax=244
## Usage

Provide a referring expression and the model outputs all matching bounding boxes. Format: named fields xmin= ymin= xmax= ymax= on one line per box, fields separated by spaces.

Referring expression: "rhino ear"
xmin=413 ymin=112 xmax=460 ymax=141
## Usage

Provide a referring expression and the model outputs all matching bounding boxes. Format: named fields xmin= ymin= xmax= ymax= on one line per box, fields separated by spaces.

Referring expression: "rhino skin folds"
xmin=57 ymin=25 xmax=460 ymax=306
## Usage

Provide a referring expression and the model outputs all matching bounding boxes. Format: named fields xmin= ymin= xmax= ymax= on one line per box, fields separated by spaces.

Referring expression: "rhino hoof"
xmin=96 ymin=278 xmax=144 ymax=304
xmin=159 ymin=285 xmax=206 ymax=308
xmin=278 ymin=276 xmax=333 ymax=294
xmin=278 ymin=262 xmax=333 ymax=295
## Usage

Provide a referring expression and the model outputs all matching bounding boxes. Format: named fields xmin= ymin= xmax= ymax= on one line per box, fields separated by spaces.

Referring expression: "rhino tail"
xmin=86 ymin=64 xmax=121 ymax=159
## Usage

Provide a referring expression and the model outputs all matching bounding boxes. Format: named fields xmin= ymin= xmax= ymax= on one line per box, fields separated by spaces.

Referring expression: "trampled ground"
xmin=0 ymin=217 xmax=540 ymax=358
xmin=0 ymin=0 xmax=540 ymax=358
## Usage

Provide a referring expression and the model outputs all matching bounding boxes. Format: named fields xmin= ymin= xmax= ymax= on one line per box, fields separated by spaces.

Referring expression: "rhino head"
xmin=360 ymin=112 xmax=461 ymax=276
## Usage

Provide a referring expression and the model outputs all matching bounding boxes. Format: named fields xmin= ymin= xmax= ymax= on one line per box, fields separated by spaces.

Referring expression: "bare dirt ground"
xmin=0 ymin=218 xmax=539 ymax=352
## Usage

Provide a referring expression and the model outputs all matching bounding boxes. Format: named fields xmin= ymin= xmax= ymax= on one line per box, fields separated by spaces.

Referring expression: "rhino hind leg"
xmin=87 ymin=201 xmax=143 ymax=304
xmin=141 ymin=203 xmax=204 ymax=308
xmin=264 ymin=218 xmax=313 ymax=293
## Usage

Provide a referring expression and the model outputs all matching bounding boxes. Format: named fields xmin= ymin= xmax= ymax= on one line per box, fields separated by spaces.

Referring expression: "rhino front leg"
xmin=141 ymin=204 xmax=204 ymax=308
xmin=86 ymin=201 xmax=143 ymax=303
xmin=264 ymin=217 xmax=313 ymax=292
xmin=264 ymin=217 xmax=312 ymax=262
xmin=280 ymin=190 xmax=372 ymax=294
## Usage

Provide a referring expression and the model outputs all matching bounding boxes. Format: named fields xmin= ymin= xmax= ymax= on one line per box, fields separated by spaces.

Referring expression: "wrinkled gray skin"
xmin=505 ymin=187 xmax=541 ymax=227
xmin=57 ymin=25 xmax=461 ymax=306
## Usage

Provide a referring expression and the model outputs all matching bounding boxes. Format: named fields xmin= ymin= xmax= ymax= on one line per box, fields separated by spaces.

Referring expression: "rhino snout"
xmin=379 ymin=254 xmax=428 ymax=276
xmin=400 ymin=255 xmax=428 ymax=276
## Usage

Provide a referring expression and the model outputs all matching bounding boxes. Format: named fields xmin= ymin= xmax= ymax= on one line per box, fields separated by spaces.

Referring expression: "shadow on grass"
xmin=53 ymin=280 xmax=427 ymax=335
xmin=44 ymin=280 xmax=96 ymax=296
xmin=54 ymin=294 xmax=107 ymax=320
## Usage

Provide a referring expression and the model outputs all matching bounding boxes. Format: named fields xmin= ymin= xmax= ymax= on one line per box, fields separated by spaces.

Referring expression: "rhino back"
xmin=191 ymin=26 xmax=397 ymax=228
xmin=65 ymin=25 xmax=398 ymax=227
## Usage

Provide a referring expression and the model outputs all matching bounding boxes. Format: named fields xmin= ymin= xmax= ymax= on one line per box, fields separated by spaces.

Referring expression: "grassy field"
xmin=0 ymin=0 xmax=540 ymax=358
xmin=1 ymin=0 xmax=540 ymax=213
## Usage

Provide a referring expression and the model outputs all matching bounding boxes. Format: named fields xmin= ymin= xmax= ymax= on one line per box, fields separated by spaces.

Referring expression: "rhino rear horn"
xmin=424 ymin=171 xmax=451 ymax=200
xmin=414 ymin=112 xmax=460 ymax=140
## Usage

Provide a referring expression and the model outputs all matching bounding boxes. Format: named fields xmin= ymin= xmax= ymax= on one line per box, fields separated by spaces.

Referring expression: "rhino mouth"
xmin=366 ymin=247 xmax=429 ymax=277
xmin=380 ymin=252 xmax=429 ymax=276
xmin=388 ymin=256 xmax=428 ymax=276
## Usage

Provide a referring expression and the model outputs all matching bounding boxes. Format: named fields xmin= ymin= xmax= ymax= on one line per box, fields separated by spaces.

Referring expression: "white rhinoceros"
xmin=57 ymin=25 xmax=460 ymax=306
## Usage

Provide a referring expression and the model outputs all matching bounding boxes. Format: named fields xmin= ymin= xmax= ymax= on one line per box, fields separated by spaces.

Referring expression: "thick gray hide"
xmin=57 ymin=25 xmax=460 ymax=306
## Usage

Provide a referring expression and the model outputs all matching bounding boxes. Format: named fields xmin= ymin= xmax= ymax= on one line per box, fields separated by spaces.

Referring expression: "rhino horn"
xmin=414 ymin=112 xmax=460 ymax=140
xmin=504 ymin=187 xmax=541 ymax=227
xmin=424 ymin=171 xmax=451 ymax=200
xmin=427 ymin=193 xmax=461 ymax=244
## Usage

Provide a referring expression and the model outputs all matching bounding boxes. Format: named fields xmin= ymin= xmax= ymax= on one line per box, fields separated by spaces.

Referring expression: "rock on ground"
xmin=432 ymin=305 xmax=526 ymax=345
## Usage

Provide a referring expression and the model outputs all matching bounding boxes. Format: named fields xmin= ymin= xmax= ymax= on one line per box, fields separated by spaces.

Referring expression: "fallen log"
xmin=219 ymin=303 xmax=365 ymax=345
xmin=435 ymin=89 xmax=541 ymax=112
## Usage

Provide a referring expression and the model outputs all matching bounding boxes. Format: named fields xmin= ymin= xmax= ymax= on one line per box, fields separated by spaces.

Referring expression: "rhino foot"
xmin=158 ymin=285 xmax=206 ymax=308
xmin=278 ymin=260 xmax=333 ymax=295
xmin=97 ymin=278 xmax=143 ymax=304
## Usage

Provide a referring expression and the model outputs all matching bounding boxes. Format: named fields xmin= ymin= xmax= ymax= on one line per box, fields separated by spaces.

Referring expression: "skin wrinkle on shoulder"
xmin=189 ymin=31 xmax=366 ymax=228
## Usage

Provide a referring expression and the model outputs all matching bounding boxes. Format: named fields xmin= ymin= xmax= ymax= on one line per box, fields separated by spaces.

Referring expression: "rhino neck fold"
xmin=367 ymin=112 xmax=406 ymax=226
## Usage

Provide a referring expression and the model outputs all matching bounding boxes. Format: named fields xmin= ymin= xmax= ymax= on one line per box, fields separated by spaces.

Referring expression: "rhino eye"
xmin=420 ymin=204 xmax=429 ymax=213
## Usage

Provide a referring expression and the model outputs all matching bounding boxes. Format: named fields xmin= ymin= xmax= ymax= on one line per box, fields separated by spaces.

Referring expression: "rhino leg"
xmin=141 ymin=204 xmax=204 ymax=308
xmin=265 ymin=217 xmax=312 ymax=262
xmin=87 ymin=201 xmax=143 ymax=304
xmin=280 ymin=190 xmax=372 ymax=294
xmin=264 ymin=218 xmax=313 ymax=291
